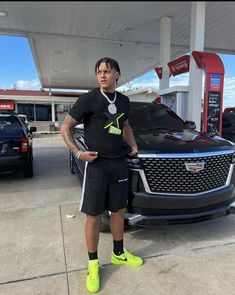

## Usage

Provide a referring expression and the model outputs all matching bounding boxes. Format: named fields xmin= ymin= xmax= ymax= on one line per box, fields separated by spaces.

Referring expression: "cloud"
xmin=170 ymin=73 xmax=189 ymax=86
xmin=223 ymin=76 xmax=235 ymax=107
xmin=10 ymin=79 xmax=41 ymax=90
xmin=117 ymin=72 xmax=159 ymax=92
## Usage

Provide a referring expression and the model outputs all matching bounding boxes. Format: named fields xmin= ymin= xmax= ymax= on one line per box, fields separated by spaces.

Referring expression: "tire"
xmin=70 ymin=151 xmax=75 ymax=174
xmin=100 ymin=210 xmax=111 ymax=232
xmin=23 ymin=159 xmax=33 ymax=178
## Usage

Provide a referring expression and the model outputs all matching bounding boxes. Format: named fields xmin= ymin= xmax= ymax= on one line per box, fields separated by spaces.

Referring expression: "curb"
xmin=34 ymin=131 xmax=61 ymax=135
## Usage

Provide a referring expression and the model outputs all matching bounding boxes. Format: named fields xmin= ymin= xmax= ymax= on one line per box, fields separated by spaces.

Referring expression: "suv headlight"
xmin=126 ymin=157 xmax=142 ymax=169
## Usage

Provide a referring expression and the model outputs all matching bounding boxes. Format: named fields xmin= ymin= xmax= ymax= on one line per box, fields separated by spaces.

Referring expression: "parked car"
xmin=18 ymin=114 xmax=32 ymax=129
xmin=70 ymin=101 xmax=235 ymax=230
xmin=0 ymin=112 xmax=37 ymax=177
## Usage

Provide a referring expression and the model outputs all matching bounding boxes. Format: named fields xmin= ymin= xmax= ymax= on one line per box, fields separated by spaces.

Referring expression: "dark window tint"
xmin=17 ymin=103 xmax=35 ymax=121
xmin=35 ymin=104 xmax=52 ymax=121
xmin=0 ymin=116 xmax=24 ymax=137
xmin=129 ymin=102 xmax=186 ymax=131
xmin=222 ymin=112 xmax=235 ymax=128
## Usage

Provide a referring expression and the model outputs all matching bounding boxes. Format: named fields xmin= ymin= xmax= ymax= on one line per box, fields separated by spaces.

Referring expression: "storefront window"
xmin=17 ymin=101 xmax=74 ymax=122
xmin=55 ymin=103 xmax=73 ymax=121
xmin=17 ymin=103 xmax=35 ymax=121
xmin=35 ymin=104 xmax=52 ymax=121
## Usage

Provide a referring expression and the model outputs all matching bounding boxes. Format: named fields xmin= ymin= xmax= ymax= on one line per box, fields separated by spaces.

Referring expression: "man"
xmin=61 ymin=57 xmax=143 ymax=293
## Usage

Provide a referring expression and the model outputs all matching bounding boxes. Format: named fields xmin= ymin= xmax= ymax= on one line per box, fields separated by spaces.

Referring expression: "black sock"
xmin=113 ymin=239 xmax=124 ymax=256
xmin=88 ymin=251 xmax=98 ymax=260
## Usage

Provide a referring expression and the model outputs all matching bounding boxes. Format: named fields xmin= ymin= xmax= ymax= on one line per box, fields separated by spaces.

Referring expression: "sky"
xmin=1 ymin=35 xmax=235 ymax=107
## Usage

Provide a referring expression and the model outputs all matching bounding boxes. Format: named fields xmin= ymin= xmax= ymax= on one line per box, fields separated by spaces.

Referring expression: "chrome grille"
xmin=141 ymin=153 xmax=232 ymax=194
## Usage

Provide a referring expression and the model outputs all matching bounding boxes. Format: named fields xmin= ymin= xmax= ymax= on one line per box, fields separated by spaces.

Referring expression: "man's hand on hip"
xmin=79 ymin=151 xmax=98 ymax=162
xmin=128 ymin=146 xmax=138 ymax=157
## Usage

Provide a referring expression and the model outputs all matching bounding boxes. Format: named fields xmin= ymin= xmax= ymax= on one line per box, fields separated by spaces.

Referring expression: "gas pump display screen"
xmin=210 ymin=78 xmax=220 ymax=86
xmin=210 ymin=74 xmax=220 ymax=91
xmin=207 ymin=91 xmax=221 ymax=134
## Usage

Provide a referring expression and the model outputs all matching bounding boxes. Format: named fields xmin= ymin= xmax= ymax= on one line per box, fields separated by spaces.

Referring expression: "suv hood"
xmin=134 ymin=129 xmax=235 ymax=154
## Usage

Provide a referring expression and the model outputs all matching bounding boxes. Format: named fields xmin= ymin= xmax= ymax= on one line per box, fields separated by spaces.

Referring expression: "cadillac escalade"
xmin=70 ymin=101 xmax=235 ymax=229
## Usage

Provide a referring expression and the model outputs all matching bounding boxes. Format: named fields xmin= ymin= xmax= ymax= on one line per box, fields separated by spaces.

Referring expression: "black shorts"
xmin=80 ymin=157 xmax=129 ymax=216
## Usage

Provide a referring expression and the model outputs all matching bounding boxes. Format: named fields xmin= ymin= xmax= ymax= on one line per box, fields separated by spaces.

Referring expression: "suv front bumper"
xmin=126 ymin=185 xmax=235 ymax=225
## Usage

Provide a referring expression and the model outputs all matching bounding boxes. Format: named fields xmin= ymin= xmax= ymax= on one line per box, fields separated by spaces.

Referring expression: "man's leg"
xmin=110 ymin=208 xmax=126 ymax=241
xmin=110 ymin=208 xmax=126 ymax=256
xmin=85 ymin=215 xmax=101 ymax=253
xmin=85 ymin=215 xmax=101 ymax=293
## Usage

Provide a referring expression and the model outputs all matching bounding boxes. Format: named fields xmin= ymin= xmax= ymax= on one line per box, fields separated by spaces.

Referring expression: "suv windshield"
xmin=129 ymin=102 xmax=186 ymax=131
xmin=0 ymin=116 xmax=24 ymax=138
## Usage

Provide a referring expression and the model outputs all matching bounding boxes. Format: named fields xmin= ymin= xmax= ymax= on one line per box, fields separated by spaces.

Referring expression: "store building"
xmin=0 ymin=89 xmax=81 ymax=132
xmin=0 ymin=88 xmax=158 ymax=132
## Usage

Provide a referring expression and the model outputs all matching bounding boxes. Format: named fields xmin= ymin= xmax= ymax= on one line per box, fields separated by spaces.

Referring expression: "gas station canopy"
xmin=0 ymin=1 xmax=235 ymax=90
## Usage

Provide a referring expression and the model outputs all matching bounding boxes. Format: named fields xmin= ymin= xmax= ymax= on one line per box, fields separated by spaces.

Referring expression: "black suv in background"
xmin=222 ymin=107 xmax=235 ymax=143
xmin=70 ymin=101 xmax=235 ymax=229
xmin=0 ymin=112 xmax=37 ymax=178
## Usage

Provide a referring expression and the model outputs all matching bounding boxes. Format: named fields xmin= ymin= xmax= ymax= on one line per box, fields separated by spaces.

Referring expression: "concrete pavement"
xmin=0 ymin=134 xmax=235 ymax=295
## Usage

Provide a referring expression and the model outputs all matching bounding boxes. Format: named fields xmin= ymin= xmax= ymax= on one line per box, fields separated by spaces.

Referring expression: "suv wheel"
xmin=70 ymin=151 xmax=75 ymax=174
xmin=23 ymin=159 xmax=33 ymax=178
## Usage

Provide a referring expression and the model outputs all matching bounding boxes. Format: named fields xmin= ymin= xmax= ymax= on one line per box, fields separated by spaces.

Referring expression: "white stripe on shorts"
xmin=79 ymin=161 xmax=88 ymax=211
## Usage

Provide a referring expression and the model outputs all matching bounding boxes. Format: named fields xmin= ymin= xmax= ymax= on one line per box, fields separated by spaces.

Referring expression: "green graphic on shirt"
xmin=108 ymin=125 xmax=122 ymax=135
xmin=104 ymin=112 xmax=124 ymax=135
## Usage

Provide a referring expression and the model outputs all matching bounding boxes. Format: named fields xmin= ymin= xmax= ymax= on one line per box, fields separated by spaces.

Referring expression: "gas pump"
xmin=192 ymin=51 xmax=225 ymax=135
xmin=159 ymin=86 xmax=189 ymax=121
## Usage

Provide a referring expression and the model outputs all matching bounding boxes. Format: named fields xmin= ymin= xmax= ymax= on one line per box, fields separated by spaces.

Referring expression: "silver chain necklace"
xmin=100 ymin=88 xmax=117 ymax=114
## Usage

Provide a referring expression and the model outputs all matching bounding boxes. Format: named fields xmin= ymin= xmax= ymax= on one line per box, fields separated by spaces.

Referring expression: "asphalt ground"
xmin=0 ymin=134 xmax=235 ymax=295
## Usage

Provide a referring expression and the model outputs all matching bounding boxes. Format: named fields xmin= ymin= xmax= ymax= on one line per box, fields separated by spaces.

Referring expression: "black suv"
xmin=0 ymin=112 xmax=37 ymax=178
xmin=70 ymin=101 xmax=235 ymax=228
xmin=222 ymin=108 xmax=235 ymax=143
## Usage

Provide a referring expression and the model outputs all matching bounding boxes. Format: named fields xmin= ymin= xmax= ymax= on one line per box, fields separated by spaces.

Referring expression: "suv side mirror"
xmin=74 ymin=123 xmax=84 ymax=130
xmin=30 ymin=126 xmax=37 ymax=133
xmin=185 ymin=120 xmax=196 ymax=130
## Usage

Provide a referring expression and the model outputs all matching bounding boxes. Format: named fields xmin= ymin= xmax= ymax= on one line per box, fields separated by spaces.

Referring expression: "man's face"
xmin=96 ymin=62 xmax=119 ymax=92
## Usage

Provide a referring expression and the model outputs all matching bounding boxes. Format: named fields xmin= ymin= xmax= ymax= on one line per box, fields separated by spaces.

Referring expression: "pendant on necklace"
xmin=108 ymin=103 xmax=117 ymax=114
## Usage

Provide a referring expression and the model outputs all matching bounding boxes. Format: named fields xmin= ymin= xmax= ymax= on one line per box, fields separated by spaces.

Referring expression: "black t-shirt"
xmin=69 ymin=88 xmax=130 ymax=158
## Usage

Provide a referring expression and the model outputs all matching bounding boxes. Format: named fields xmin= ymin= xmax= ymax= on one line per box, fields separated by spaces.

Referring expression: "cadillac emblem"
xmin=185 ymin=161 xmax=205 ymax=173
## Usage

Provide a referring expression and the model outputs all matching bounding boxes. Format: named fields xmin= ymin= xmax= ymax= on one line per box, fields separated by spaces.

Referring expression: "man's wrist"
xmin=75 ymin=150 xmax=83 ymax=159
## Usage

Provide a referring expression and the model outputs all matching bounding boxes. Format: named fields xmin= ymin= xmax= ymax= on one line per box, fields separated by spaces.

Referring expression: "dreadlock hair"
xmin=95 ymin=57 xmax=121 ymax=82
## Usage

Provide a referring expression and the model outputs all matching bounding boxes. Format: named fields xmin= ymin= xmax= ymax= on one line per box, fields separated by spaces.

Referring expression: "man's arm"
xmin=60 ymin=114 xmax=98 ymax=162
xmin=60 ymin=114 xmax=79 ymax=154
xmin=123 ymin=119 xmax=138 ymax=156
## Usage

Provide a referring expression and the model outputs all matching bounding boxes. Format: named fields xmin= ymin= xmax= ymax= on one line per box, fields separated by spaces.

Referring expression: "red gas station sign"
xmin=154 ymin=67 xmax=162 ymax=79
xmin=167 ymin=55 xmax=190 ymax=76
xmin=0 ymin=99 xmax=15 ymax=111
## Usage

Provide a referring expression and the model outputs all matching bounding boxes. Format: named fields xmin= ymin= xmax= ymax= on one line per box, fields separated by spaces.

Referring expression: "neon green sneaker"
xmin=111 ymin=248 xmax=144 ymax=267
xmin=86 ymin=259 xmax=100 ymax=293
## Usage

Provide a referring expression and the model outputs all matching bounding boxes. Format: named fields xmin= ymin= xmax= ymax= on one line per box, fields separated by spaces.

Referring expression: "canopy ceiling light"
xmin=0 ymin=11 xmax=7 ymax=17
